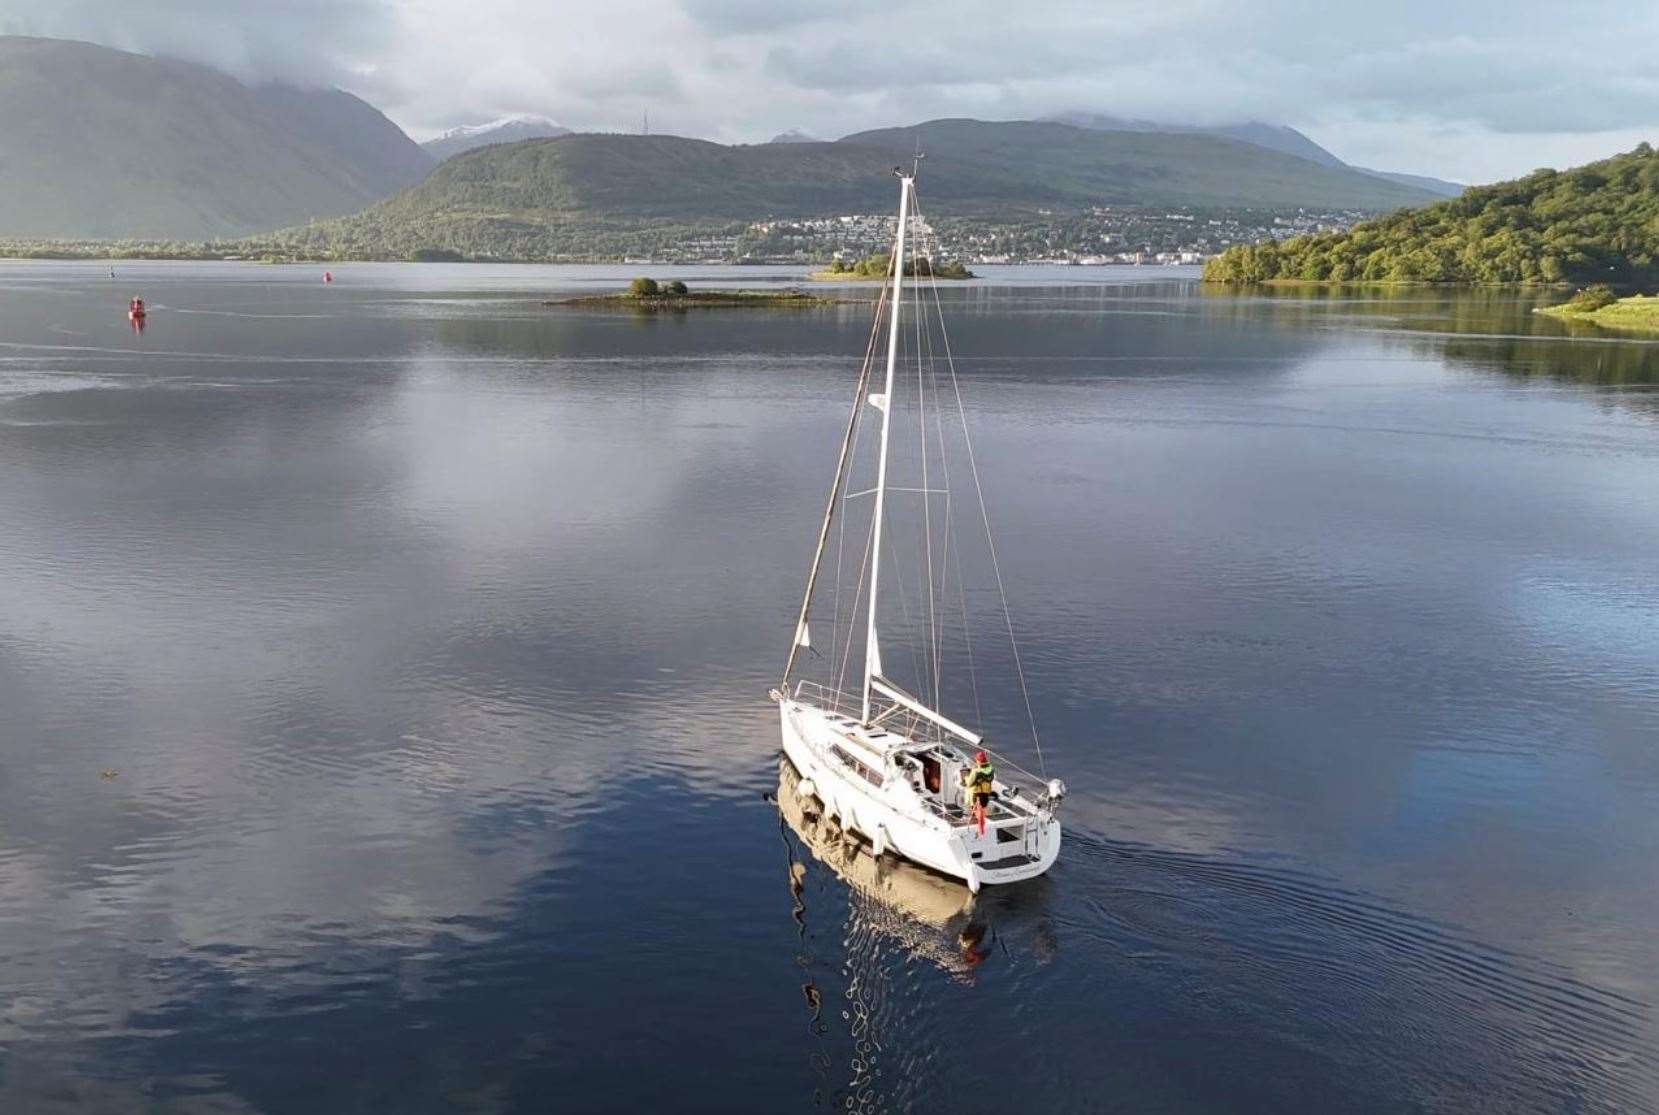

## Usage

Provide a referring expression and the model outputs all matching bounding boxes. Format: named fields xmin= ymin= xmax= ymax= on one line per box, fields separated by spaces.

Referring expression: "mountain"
xmin=250 ymin=118 xmax=1441 ymax=261
xmin=768 ymin=128 xmax=820 ymax=144
xmin=1051 ymin=111 xmax=1463 ymax=198
xmin=1051 ymin=112 xmax=1344 ymax=166
xmin=1203 ymin=143 xmax=1659 ymax=285
xmin=835 ymin=120 xmax=1440 ymax=209
xmin=422 ymin=115 xmax=572 ymax=161
xmin=1353 ymin=168 xmax=1463 ymax=197
xmin=0 ymin=37 xmax=432 ymax=239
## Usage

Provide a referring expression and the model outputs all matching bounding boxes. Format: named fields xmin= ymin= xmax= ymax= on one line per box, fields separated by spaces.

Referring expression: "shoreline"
xmin=1536 ymin=294 xmax=1659 ymax=333
xmin=809 ymin=269 xmax=978 ymax=282
xmin=1200 ymin=277 xmax=1575 ymax=289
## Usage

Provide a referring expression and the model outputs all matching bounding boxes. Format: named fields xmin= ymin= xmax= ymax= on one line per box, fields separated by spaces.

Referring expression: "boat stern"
xmin=954 ymin=813 xmax=1061 ymax=892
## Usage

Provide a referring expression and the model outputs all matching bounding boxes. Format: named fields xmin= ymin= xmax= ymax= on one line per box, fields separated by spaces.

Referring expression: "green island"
xmin=1536 ymin=284 xmax=1659 ymax=333
xmin=545 ymin=277 xmax=838 ymax=309
xmin=1203 ymin=143 xmax=1659 ymax=286
xmin=811 ymin=253 xmax=976 ymax=281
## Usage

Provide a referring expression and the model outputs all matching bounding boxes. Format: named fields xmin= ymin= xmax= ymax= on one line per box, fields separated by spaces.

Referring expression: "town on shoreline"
xmin=0 ymin=206 xmax=1361 ymax=268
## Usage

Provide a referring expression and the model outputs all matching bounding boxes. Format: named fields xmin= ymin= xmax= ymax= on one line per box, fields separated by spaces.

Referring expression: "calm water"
xmin=1 ymin=262 xmax=1656 ymax=1113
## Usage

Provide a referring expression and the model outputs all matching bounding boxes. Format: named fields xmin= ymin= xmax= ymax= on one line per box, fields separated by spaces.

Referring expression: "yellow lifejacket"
xmin=968 ymin=761 xmax=995 ymax=794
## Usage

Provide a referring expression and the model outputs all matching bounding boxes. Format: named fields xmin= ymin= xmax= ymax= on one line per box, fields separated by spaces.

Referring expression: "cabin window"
xmin=831 ymin=745 xmax=883 ymax=788
xmin=921 ymin=755 xmax=942 ymax=794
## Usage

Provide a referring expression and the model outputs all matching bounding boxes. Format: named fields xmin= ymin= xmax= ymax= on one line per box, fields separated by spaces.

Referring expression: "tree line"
xmin=1203 ymin=144 xmax=1659 ymax=286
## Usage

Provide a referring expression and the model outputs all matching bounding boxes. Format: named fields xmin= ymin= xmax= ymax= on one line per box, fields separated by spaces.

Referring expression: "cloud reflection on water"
xmin=0 ymin=266 xmax=1654 ymax=1110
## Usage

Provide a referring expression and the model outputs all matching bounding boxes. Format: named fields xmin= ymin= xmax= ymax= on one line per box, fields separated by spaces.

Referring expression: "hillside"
xmin=253 ymin=118 xmax=1439 ymax=261
xmin=836 ymin=121 xmax=1437 ymax=210
xmin=1051 ymin=112 xmax=1462 ymax=197
xmin=1202 ymin=144 xmax=1659 ymax=285
xmin=0 ymin=37 xmax=433 ymax=239
xmin=423 ymin=115 xmax=571 ymax=161
xmin=1354 ymin=168 xmax=1463 ymax=197
xmin=1052 ymin=112 xmax=1344 ymax=166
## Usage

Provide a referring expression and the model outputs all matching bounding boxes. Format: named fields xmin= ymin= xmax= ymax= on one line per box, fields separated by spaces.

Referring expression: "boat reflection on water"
xmin=776 ymin=754 xmax=980 ymax=971
xmin=775 ymin=754 xmax=1061 ymax=1107
xmin=776 ymin=754 xmax=998 ymax=1109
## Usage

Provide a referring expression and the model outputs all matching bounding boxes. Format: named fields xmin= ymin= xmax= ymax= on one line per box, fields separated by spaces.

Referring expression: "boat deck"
xmin=788 ymin=685 xmax=1053 ymax=829
xmin=928 ymin=797 xmax=1026 ymax=825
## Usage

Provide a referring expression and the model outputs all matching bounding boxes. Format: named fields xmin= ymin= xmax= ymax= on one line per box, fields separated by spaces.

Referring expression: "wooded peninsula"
xmin=1203 ymin=144 xmax=1659 ymax=286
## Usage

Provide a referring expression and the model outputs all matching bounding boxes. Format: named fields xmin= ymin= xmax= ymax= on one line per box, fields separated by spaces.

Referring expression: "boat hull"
xmin=777 ymin=697 xmax=1060 ymax=892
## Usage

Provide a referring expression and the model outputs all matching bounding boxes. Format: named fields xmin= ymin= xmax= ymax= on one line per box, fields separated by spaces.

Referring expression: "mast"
xmin=863 ymin=170 xmax=913 ymax=723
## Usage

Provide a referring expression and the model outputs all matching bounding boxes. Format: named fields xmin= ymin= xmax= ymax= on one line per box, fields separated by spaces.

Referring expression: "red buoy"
xmin=323 ymin=271 xmax=333 ymax=283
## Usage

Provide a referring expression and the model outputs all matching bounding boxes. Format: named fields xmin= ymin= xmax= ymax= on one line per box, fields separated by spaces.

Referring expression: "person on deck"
xmin=965 ymin=751 xmax=996 ymax=836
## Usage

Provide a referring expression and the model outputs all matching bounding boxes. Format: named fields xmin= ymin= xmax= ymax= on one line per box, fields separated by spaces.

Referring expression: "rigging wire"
xmin=906 ymin=204 xmax=984 ymax=728
xmin=914 ymin=188 xmax=1049 ymax=777
xmin=831 ymin=283 xmax=888 ymax=686
xmin=834 ymin=515 xmax=873 ymax=704
xmin=833 ymin=280 xmax=895 ymax=704
xmin=918 ymin=219 xmax=956 ymax=716
xmin=878 ymin=340 xmax=932 ymax=707
xmin=913 ymin=221 xmax=941 ymax=714
xmin=786 ymin=279 xmax=888 ymax=691
xmin=884 ymin=528 xmax=928 ymax=716
xmin=808 ymin=179 xmax=1049 ymax=774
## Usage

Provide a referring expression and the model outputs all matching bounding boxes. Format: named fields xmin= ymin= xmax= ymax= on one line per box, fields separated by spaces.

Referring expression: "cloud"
xmin=676 ymin=0 xmax=899 ymax=34
xmin=0 ymin=0 xmax=1654 ymax=181
xmin=0 ymin=0 xmax=394 ymax=86
xmin=765 ymin=34 xmax=1108 ymax=93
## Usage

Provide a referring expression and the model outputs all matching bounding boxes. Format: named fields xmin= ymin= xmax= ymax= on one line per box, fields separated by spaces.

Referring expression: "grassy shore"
xmin=1537 ymin=294 xmax=1659 ymax=333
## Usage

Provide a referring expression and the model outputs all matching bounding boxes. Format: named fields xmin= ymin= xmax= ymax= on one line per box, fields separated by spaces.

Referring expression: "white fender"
xmin=795 ymin=778 xmax=817 ymax=800
xmin=871 ymin=825 xmax=887 ymax=857
xmin=950 ymin=834 xmax=982 ymax=893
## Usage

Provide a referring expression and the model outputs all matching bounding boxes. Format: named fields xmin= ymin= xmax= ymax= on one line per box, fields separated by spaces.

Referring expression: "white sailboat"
xmin=770 ymin=165 xmax=1066 ymax=894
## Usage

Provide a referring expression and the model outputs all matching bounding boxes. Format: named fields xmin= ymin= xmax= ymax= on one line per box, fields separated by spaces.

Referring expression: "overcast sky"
xmin=3 ymin=0 xmax=1656 ymax=183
